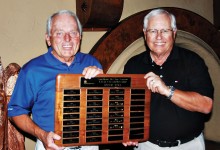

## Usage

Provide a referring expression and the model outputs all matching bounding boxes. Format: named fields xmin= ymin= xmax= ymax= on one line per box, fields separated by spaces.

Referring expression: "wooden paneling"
xmin=90 ymin=7 xmax=220 ymax=73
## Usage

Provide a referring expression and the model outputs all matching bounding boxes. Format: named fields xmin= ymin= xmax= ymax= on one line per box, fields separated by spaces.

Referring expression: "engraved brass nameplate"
xmin=55 ymin=74 xmax=151 ymax=147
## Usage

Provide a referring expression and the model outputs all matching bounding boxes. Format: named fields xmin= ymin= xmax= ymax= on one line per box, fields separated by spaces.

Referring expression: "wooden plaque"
xmin=55 ymin=74 xmax=150 ymax=147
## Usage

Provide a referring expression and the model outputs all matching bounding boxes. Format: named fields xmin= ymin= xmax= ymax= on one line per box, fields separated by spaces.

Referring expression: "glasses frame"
xmin=145 ymin=29 xmax=174 ymax=37
xmin=52 ymin=30 xmax=80 ymax=39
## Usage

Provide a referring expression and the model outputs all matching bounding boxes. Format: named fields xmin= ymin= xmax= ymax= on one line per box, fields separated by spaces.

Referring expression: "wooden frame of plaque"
xmin=55 ymin=74 xmax=150 ymax=147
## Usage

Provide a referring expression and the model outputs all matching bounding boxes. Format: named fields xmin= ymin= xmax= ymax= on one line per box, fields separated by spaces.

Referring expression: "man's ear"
xmin=45 ymin=34 xmax=51 ymax=46
xmin=173 ymin=29 xmax=177 ymax=39
xmin=143 ymin=29 xmax=147 ymax=40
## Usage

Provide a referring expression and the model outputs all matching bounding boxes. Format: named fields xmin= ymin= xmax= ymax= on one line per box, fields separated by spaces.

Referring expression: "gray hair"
xmin=143 ymin=8 xmax=177 ymax=31
xmin=46 ymin=10 xmax=82 ymax=36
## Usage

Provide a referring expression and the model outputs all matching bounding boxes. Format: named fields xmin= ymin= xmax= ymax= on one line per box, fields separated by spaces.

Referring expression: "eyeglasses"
xmin=53 ymin=30 xmax=80 ymax=38
xmin=146 ymin=29 xmax=173 ymax=36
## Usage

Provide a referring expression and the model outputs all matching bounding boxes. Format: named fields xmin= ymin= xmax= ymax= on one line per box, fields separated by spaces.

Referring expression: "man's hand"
xmin=122 ymin=141 xmax=138 ymax=147
xmin=144 ymin=72 xmax=170 ymax=96
xmin=42 ymin=131 xmax=64 ymax=150
xmin=82 ymin=66 xmax=103 ymax=79
xmin=11 ymin=115 xmax=64 ymax=150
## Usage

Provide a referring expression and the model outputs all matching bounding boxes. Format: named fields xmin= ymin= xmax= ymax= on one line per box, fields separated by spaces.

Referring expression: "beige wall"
xmin=0 ymin=0 xmax=213 ymax=149
xmin=0 ymin=0 xmax=213 ymax=67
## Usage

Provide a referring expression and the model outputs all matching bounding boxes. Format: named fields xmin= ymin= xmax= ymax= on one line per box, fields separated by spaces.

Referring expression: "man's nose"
xmin=64 ymin=33 xmax=71 ymax=41
xmin=156 ymin=31 xmax=162 ymax=39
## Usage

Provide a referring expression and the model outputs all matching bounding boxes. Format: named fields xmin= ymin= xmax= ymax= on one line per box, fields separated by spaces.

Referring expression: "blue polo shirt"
xmin=8 ymin=50 xmax=102 ymax=132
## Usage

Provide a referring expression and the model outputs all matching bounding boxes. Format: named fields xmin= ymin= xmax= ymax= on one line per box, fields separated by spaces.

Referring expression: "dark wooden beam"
xmin=76 ymin=0 xmax=124 ymax=31
xmin=214 ymin=0 xmax=220 ymax=30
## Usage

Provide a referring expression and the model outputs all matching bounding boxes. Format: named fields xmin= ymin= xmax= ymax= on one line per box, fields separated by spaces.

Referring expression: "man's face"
xmin=144 ymin=14 xmax=176 ymax=56
xmin=46 ymin=14 xmax=81 ymax=60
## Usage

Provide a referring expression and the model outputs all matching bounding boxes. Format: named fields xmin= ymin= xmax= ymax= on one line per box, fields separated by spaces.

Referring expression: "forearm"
xmin=170 ymin=89 xmax=213 ymax=114
xmin=10 ymin=114 xmax=47 ymax=141
xmin=145 ymin=72 xmax=213 ymax=114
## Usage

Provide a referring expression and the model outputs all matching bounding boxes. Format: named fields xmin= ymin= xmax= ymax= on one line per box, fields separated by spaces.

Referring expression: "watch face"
xmin=167 ymin=86 xmax=175 ymax=100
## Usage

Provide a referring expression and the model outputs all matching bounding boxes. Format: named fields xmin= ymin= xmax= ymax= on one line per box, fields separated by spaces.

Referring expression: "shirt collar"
xmin=143 ymin=45 xmax=179 ymax=64
xmin=45 ymin=48 xmax=81 ymax=66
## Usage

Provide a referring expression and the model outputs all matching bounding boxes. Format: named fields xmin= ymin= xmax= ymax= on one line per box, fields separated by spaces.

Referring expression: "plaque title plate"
xmin=55 ymin=74 xmax=151 ymax=147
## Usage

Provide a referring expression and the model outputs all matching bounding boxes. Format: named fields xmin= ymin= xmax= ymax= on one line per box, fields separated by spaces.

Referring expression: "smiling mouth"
xmin=63 ymin=45 xmax=72 ymax=48
xmin=155 ymin=42 xmax=165 ymax=46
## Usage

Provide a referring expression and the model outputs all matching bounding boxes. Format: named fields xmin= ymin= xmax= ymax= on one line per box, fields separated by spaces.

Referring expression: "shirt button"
xmin=160 ymin=66 xmax=163 ymax=69
xmin=160 ymin=75 xmax=163 ymax=78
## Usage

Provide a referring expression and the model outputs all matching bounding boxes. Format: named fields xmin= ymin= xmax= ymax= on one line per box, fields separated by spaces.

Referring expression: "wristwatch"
xmin=167 ymin=86 xmax=176 ymax=100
